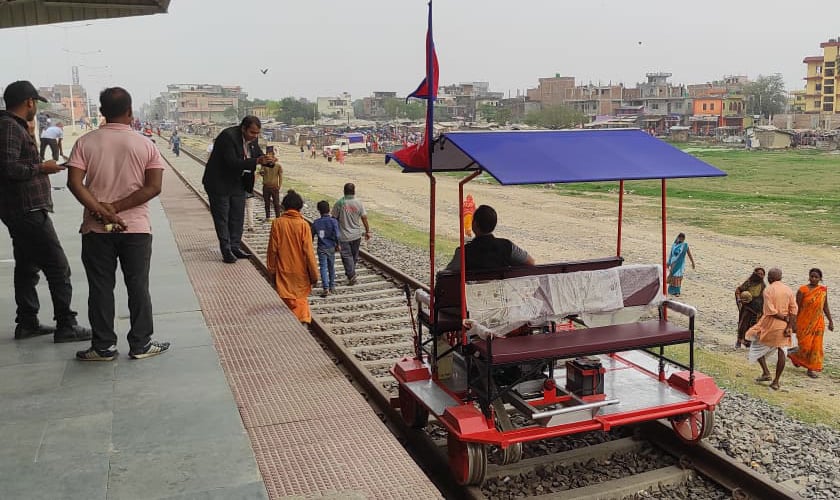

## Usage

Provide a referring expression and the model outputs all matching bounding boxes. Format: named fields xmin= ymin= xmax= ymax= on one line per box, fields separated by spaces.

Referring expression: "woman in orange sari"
xmin=266 ymin=190 xmax=319 ymax=324
xmin=789 ymin=268 xmax=834 ymax=378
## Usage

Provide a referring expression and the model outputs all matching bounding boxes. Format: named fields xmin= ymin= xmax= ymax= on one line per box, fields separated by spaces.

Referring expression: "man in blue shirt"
xmin=312 ymin=200 xmax=340 ymax=297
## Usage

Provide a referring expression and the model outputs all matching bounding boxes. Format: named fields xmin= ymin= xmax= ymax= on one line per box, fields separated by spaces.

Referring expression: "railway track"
xmin=166 ymin=137 xmax=797 ymax=500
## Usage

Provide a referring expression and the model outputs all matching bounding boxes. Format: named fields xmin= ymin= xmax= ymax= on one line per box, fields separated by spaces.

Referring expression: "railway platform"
xmin=0 ymin=138 xmax=440 ymax=499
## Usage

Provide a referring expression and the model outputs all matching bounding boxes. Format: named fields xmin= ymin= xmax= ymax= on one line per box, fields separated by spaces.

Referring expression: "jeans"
xmin=207 ymin=191 xmax=246 ymax=254
xmin=339 ymin=239 xmax=361 ymax=279
xmin=2 ymin=209 xmax=77 ymax=327
xmin=317 ymin=247 xmax=336 ymax=290
xmin=81 ymin=233 xmax=153 ymax=352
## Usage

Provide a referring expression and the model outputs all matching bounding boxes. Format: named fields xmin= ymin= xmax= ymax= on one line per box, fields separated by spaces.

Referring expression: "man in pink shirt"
xmin=66 ymin=87 xmax=170 ymax=361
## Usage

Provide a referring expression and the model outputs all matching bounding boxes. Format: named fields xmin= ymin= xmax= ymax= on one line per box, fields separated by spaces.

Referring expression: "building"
xmin=316 ymin=93 xmax=354 ymax=120
xmin=37 ymin=84 xmax=88 ymax=123
xmin=624 ymin=73 xmax=689 ymax=131
xmin=159 ymin=84 xmax=246 ymax=125
xmin=802 ymin=39 xmax=840 ymax=125
xmin=359 ymin=91 xmax=397 ymax=119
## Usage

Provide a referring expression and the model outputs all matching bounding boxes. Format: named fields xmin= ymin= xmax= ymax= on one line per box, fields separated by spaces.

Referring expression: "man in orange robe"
xmin=746 ymin=268 xmax=798 ymax=390
xmin=266 ymin=190 xmax=319 ymax=323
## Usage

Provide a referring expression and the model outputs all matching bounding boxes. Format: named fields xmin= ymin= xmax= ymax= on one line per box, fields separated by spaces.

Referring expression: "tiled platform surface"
xmin=0 ymin=133 xmax=439 ymax=499
xmin=0 ymin=138 xmax=266 ymax=498
xmin=157 ymin=145 xmax=442 ymax=499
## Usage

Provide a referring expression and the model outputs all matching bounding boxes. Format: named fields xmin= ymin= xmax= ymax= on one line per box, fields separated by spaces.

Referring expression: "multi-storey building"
xmin=316 ymin=93 xmax=354 ymax=119
xmin=37 ymin=84 xmax=88 ymax=122
xmin=359 ymin=91 xmax=397 ymax=119
xmin=160 ymin=84 xmax=245 ymax=125
xmin=802 ymin=39 xmax=840 ymax=119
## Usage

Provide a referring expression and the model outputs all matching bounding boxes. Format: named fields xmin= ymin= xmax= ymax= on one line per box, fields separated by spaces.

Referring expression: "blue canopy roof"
xmin=390 ymin=128 xmax=726 ymax=185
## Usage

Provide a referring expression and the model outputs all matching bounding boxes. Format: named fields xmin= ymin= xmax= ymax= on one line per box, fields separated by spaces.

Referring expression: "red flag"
xmin=387 ymin=3 xmax=437 ymax=170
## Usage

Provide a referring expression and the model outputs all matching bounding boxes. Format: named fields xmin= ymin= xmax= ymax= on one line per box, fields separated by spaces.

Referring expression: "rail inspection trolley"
xmin=387 ymin=129 xmax=727 ymax=485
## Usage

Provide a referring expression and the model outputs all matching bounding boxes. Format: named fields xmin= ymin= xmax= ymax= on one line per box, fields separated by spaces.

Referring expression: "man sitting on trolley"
xmin=445 ymin=205 xmax=535 ymax=272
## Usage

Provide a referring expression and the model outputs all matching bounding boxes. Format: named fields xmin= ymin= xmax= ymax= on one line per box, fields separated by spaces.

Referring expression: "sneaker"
xmin=54 ymin=324 xmax=92 ymax=343
xmin=320 ymin=289 xmax=330 ymax=297
xmin=76 ymin=345 xmax=119 ymax=361
xmin=329 ymin=287 xmax=336 ymax=294
xmin=129 ymin=340 xmax=171 ymax=359
xmin=14 ymin=323 xmax=56 ymax=340
xmin=348 ymin=274 xmax=358 ymax=285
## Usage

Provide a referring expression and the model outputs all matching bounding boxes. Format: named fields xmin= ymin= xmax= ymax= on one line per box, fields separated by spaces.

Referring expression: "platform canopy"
xmin=0 ymin=0 xmax=170 ymax=29
xmin=389 ymin=128 xmax=726 ymax=185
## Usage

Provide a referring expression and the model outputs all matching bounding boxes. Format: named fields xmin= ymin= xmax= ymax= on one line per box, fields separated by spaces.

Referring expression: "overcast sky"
xmin=2 ymin=0 xmax=839 ymax=105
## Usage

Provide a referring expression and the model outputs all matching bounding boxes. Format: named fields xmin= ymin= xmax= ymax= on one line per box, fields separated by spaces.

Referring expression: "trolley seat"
xmin=473 ymin=316 xmax=690 ymax=365
xmin=416 ymin=256 xmax=624 ymax=336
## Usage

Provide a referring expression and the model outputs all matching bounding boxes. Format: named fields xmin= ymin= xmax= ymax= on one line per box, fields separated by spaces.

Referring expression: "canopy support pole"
xmin=424 ymin=172 xmax=436 ymax=363
xmin=617 ymin=180 xmax=624 ymax=257
xmin=459 ymin=170 xmax=482 ymax=346
xmin=661 ymin=179 xmax=668 ymax=320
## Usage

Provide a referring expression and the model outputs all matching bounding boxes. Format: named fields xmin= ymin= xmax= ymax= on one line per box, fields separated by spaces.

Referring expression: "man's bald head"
xmin=767 ymin=268 xmax=782 ymax=283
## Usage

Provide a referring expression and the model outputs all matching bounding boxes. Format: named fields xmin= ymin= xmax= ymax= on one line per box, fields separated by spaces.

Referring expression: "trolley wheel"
xmin=492 ymin=399 xmax=522 ymax=465
xmin=670 ymin=409 xmax=715 ymax=443
xmin=448 ymin=433 xmax=487 ymax=486
xmin=398 ymin=386 xmax=428 ymax=429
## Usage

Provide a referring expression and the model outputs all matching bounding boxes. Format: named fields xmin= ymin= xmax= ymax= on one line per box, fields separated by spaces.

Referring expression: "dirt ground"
xmin=261 ymin=143 xmax=840 ymax=400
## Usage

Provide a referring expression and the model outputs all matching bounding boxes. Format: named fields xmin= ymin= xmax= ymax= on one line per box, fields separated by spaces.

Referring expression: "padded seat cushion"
xmin=473 ymin=320 xmax=690 ymax=365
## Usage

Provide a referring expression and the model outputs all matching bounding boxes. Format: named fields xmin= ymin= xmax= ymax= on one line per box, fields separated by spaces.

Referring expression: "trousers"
xmin=2 ymin=209 xmax=77 ymax=327
xmin=39 ymin=138 xmax=58 ymax=161
xmin=317 ymin=247 xmax=337 ymax=290
xmin=339 ymin=238 xmax=361 ymax=279
xmin=263 ymin=185 xmax=281 ymax=219
xmin=207 ymin=191 xmax=246 ymax=254
xmin=81 ymin=233 xmax=153 ymax=351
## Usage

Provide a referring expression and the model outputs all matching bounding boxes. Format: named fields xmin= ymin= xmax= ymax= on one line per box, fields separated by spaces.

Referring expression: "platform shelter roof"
xmin=0 ymin=0 xmax=170 ymax=29
xmin=390 ymin=128 xmax=726 ymax=185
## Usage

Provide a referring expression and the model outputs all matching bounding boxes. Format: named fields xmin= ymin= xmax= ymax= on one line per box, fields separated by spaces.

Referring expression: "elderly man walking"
xmin=746 ymin=267 xmax=798 ymax=390
xmin=0 ymin=80 xmax=91 ymax=343
xmin=332 ymin=183 xmax=370 ymax=285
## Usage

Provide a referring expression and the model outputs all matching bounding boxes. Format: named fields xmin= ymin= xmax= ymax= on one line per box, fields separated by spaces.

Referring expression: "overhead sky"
xmin=1 ymin=0 xmax=838 ymax=105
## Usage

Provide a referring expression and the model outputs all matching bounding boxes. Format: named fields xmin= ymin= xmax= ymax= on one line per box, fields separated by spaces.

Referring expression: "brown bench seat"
xmin=473 ymin=319 xmax=690 ymax=365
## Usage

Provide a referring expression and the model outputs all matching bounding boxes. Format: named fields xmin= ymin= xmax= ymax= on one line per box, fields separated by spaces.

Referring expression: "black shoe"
xmin=222 ymin=251 xmax=237 ymax=263
xmin=76 ymin=345 xmax=119 ymax=361
xmin=14 ymin=323 xmax=56 ymax=340
xmin=129 ymin=340 xmax=171 ymax=359
xmin=231 ymin=248 xmax=252 ymax=259
xmin=54 ymin=325 xmax=93 ymax=343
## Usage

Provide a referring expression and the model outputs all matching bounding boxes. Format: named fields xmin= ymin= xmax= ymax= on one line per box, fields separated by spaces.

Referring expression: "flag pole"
xmin=425 ymin=0 xmax=437 ymax=366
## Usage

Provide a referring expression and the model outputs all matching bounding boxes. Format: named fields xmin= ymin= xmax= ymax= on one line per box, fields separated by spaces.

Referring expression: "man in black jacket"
xmin=202 ymin=116 xmax=270 ymax=263
xmin=445 ymin=204 xmax=535 ymax=271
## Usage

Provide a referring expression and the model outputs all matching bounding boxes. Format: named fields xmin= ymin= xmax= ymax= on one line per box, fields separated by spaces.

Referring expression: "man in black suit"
xmin=202 ymin=116 xmax=270 ymax=263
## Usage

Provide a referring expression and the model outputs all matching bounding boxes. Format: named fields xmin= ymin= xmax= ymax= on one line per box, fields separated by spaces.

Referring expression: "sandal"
xmin=807 ymin=370 xmax=819 ymax=379
xmin=755 ymin=375 xmax=772 ymax=382
xmin=769 ymin=382 xmax=780 ymax=390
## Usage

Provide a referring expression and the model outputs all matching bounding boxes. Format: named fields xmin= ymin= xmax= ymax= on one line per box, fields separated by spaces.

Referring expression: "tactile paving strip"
xmin=157 ymin=166 xmax=441 ymax=499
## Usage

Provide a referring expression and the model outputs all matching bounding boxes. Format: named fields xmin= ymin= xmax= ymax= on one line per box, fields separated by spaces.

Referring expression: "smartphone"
xmin=265 ymin=145 xmax=275 ymax=155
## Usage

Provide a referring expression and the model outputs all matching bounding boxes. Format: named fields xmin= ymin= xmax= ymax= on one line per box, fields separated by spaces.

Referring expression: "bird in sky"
xmin=260 ymin=68 xmax=269 ymax=74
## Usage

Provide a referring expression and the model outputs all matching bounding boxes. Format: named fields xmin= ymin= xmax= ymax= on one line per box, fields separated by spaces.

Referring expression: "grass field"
xmin=548 ymin=148 xmax=840 ymax=244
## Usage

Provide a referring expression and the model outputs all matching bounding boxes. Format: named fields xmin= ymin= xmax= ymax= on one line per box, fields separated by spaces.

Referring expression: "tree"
xmin=223 ymin=106 xmax=239 ymax=121
xmin=524 ymin=104 xmax=587 ymax=129
xmin=495 ymin=108 xmax=512 ymax=126
xmin=276 ymin=97 xmax=315 ymax=124
xmin=382 ymin=97 xmax=425 ymax=120
xmin=744 ymin=74 xmax=786 ymax=117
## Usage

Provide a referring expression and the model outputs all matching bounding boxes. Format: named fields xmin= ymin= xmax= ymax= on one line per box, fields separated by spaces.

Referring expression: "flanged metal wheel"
xmin=670 ymin=409 xmax=715 ymax=443
xmin=398 ymin=385 xmax=429 ymax=429
xmin=448 ymin=433 xmax=487 ymax=486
